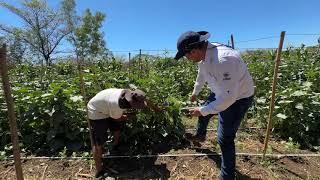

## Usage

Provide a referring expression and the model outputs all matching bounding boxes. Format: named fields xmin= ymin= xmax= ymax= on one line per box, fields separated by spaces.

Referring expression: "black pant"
xmin=89 ymin=118 xmax=124 ymax=145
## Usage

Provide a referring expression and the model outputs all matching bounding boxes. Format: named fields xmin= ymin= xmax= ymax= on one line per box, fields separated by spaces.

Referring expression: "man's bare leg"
xmin=93 ymin=145 xmax=104 ymax=174
xmin=113 ymin=130 xmax=120 ymax=145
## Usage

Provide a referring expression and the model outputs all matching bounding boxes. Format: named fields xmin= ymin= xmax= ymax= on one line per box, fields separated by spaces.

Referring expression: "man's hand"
xmin=190 ymin=94 xmax=197 ymax=102
xmin=115 ymin=115 xmax=128 ymax=121
xmin=116 ymin=114 xmax=136 ymax=121
xmin=189 ymin=107 xmax=202 ymax=117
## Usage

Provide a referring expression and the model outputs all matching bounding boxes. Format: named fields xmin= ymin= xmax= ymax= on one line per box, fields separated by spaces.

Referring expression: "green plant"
xmin=284 ymin=137 xmax=300 ymax=151
xmin=1 ymin=44 xmax=320 ymax=157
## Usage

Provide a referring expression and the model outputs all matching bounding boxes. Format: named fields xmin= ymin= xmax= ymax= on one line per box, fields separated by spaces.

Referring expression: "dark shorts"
xmin=89 ymin=118 xmax=125 ymax=146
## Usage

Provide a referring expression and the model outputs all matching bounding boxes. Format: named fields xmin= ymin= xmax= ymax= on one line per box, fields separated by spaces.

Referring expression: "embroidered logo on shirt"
xmin=223 ymin=72 xmax=231 ymax=80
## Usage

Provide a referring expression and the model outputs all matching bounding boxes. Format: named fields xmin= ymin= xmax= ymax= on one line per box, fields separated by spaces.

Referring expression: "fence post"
xmin=128 ymin=52 xmax=131 ymax=63
xmin=231 ymin=34 xmax=235 ymax=49
xmin=128 ymin=52 xmax=131 ymax=76
xmin=139 ymin=49 xmax=142 ymax=75
xmin=263 ymin=31 xmax=286 ymax=159
xmin=0 ymin=44 xmax=24 ymax=180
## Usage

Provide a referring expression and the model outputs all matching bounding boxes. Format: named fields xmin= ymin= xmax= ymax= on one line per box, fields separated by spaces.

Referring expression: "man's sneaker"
xmin=185 ymin=133 xmax=206 ymax=142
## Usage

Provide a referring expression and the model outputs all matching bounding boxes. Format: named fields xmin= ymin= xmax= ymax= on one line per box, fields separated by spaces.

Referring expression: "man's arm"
xmin=199 ymin=57 xmax=240 ymax=116
xmin=192 ymin=64 xmax=206 ymax=96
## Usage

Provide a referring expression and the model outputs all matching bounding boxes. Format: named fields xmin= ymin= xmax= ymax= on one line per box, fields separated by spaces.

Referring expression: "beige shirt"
xmin=87 ymin=88 xmax=125 ymax=120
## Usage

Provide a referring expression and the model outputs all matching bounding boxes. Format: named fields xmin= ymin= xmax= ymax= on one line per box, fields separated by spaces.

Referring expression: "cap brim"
xmin=131 ymin=101 xmax=147 ymax=109
xmin=124 ymin=90 xmax=132 ymax=101
xmin=174 ymin=50 xmax=185 ymax=60
xmin=124 ymin=89 xmax=147 ymax=109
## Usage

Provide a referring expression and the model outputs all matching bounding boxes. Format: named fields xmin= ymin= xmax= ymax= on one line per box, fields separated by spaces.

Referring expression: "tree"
xmin=0 ymin=0 xmax=72 ymax=65
xmin=60 ymin=0 xmax=108 ymax=62
xmin=61 ymin=0 xmax=79 ymax=41
xmin=8 ymin=35 xmax=27 ymax=65
xmin=74 ymin=9 xmax=108 ymax=61
xmin=0 ymin=34 xmax=27 ymax=64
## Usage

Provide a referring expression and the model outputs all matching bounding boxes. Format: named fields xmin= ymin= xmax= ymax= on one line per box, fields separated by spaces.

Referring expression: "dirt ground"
xmin=1 ymin=128 xmax=320 ymax=180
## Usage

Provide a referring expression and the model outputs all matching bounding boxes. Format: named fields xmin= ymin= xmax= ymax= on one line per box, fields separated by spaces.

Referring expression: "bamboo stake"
xmin=76 ymin=55 xmax=94 ymax=150
xmin=0 ymin=44 xmax=24 ymax=180
xmin=263 ymin=31 xmax=286 ymax=159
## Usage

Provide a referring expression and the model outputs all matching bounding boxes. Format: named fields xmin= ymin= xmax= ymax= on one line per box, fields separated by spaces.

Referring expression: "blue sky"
xmin=1 ymin=0 xmax=320 ymax=54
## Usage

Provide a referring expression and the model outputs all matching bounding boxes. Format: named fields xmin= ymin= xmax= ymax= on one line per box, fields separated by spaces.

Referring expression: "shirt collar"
xmin=200 ymin=42 xmax=214 ymax=64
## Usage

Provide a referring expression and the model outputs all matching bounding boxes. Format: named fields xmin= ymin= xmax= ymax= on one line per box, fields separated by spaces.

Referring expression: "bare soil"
xmin=1 ymin=128 xmax=320 ymax=180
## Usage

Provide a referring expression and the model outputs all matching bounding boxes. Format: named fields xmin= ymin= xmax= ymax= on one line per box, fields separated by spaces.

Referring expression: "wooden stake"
xmin=76 ymin=55 xmax=94 ymax=150
xmin=231 ymin=34 xmax=235 ymax=49
xmin=0 ymin=44 xmax=24 ymax=180
xmin=262 ymin=31 xmax=286 ymax=159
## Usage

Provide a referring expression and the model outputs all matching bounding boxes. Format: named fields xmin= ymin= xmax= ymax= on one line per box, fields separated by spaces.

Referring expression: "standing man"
xmin=174 ymin=31 xmax=254 ymax=179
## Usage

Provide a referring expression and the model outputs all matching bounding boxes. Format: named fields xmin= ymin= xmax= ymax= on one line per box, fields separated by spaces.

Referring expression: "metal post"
xmin=139 ymin=49 xmax=142 ymax=72
xmin=128 ymin=52 xmax=131 ymax=76
xmin=231 ymin=34 xmax=235 ymax=49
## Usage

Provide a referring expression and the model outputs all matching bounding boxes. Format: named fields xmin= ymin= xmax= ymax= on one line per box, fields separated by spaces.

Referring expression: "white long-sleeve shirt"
xmin=192 ymin=43 xmax=254 ymax=116
xmin=87 ymin=88 xmax=125 ymax=120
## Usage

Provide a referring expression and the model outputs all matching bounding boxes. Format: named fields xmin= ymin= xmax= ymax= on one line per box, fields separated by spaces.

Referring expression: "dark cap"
xmin=174 ymin=31 xmax=211 ymax=60
xmin=124 ymin=89 xmax=146 ymax=109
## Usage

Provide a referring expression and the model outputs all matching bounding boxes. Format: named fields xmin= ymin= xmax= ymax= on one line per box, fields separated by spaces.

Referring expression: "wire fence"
xmin=3 ymin=152 xmax=320 ymax=161
xmin=50 ymin=33 xmax=320 ymax=62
